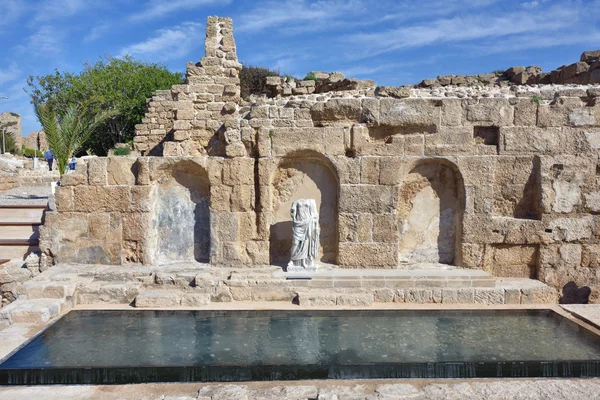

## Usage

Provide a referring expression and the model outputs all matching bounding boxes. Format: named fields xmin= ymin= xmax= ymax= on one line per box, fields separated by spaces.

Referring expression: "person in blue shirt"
xmin=69 ymin=156 xmax=76 ymax=171
xmin=44 ymin=149 xmax=54 ymax=171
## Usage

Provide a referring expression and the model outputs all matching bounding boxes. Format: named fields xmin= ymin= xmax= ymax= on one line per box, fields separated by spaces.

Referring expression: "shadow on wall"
xmin=397 ymin=161 xmax=463 ymax=266
xmin=514 ymin=157 xmax=542 ymax=220
xmin=270 ymin=154 xmax=339 ymax=265
xmin=152 ymin=161 xmax=211 ymax=263
xmin=269 ymin=221 xmax=292 ymax=267
xmin=559 ymin=281 xmax=591 ymax=304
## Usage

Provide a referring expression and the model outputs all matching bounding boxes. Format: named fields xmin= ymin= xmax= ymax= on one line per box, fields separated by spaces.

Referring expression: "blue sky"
xmin=1 ymin=0 xmax=599 ymax=137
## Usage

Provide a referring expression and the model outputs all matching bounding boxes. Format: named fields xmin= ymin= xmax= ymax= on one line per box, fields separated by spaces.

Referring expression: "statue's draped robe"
xmin=289 ymin=199 xmax=319 ymax=266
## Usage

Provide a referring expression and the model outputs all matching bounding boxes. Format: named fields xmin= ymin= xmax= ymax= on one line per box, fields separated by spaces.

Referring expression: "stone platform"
xmin=275 ymin=265 xmax=496 ymax=288
xmin=0 ymin=263 xmax=558 ymax=330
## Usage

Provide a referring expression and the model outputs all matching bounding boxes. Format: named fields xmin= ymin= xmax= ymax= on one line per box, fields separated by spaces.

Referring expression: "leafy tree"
xmin=239 ymin=65 xmax=281 ymax=99
xmin=27 ymin=56 xmax=183 ymax=155
xmin=35 ymin=102 xmax=113 ymax=175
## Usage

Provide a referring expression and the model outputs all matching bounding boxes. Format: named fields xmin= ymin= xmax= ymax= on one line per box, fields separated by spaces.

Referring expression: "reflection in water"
xmin=4 ymin=310 xmax=600 ymax=369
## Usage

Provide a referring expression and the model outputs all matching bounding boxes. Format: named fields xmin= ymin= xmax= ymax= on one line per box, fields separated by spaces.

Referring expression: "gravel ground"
xmin=0 ymin=185 xmax=51 ymax=206
xmin=3 ymin=379 xmax=600 ymax=400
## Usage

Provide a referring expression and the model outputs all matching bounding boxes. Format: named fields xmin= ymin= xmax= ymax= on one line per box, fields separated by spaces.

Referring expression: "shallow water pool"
xmin=1 ymin=309 xmax=600 ymax=384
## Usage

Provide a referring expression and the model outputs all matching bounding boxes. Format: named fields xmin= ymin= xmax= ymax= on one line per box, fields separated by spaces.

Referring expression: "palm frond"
xmin=34 ymin=102 xmax=114 ymax=176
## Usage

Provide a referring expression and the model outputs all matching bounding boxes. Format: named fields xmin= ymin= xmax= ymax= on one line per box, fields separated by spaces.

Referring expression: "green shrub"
xmin=113 ymin=146 xmax=131 ymax=156
xmin=21 ymin=146 xmax=43 ymax=158
xmin=304 ymin=72 xmax=317 ymax=81
xmin=491 ymin=69 xmax=506 ymax=75
xmin=531 ymin=95 xmax=542 ymax=106
xmin=239 ymin=65 xmax=280 ymax=99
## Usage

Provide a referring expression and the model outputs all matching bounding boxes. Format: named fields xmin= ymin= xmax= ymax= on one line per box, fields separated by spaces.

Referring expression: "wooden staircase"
xmin=0 ymin=205 xmax=45 ymax=262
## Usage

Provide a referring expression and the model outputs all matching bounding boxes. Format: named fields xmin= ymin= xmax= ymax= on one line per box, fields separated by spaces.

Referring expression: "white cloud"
xmin=344 ymin=3 xmax=581 ymax=59
xmin=521 ymin=0 xmax=550 ymax=8
xmin=237 ymin=0 xmax=366 ymax=33
xmin=131 ymin=0 xmax=231 ymax=22
xmin=15 ymin=25 xmax=64 ymax=56
xmin=84 ymin=23 xmax=111 ymax=42
xmin=34 ymin=0 xmax=87 ymax=22
xmin=465 ymin=30 xmax=600 ymax=57
xmin=119 ymin=22 xmax=203 ymax=60
xmin=0 ymin=0 xmax=21 ymax=26
xmin=236 ymin=0 xmax=503 ymax=35
xmin=0 ymin=63 xmax=22 ymax=84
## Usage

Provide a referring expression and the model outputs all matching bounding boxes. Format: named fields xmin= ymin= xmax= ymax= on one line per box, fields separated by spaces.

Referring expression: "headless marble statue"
xmin=287 ymin=199 xmax=319 ymax=272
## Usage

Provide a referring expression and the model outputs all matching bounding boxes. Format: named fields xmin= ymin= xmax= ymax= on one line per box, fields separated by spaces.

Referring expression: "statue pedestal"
xmin=286 ymin=264 xmax=318 ymax=273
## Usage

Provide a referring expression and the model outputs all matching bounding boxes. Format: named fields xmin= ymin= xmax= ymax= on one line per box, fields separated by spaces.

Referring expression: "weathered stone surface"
xmin=34 ymin=15 xmax=600 ymax=304
xmin=297 ymin=291 xmax=337 ymax=306
xmin=338 ymin=243 xmax=397 ymax=267
xmin=474 ymin=288 xmax=505 ymax=304
xmin=181 ymin=292 xmax=211 ymax=306
xmin=107 ymin=157 xmax=137 ymax=185
xmin=73 ymin=185 xmax=131 ymax=212
xmin=135 ymin=291 xmax=182 ymax=307
xmin=379 ymin=98 xmax=440 ymax=126
xmin=339 ymin=185 xmax=396 ymax=214
xmin=271 ymin=128 xmax=324 ymax=156
xmin=87 ymin=158 xmax=107 ymax=185
xmin=311 ymin=99 xmax=362 ymax=122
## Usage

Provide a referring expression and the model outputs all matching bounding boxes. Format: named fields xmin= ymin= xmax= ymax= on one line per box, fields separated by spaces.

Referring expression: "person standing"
xmin=68 ymin=156 xmax=77 ymax=171
xmin=44 ymin=149 xmax=54 ymax=171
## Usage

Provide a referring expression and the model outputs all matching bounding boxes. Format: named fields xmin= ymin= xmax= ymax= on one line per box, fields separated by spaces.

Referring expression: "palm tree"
xmin=34 ymin=102 xmax=112 ymax=176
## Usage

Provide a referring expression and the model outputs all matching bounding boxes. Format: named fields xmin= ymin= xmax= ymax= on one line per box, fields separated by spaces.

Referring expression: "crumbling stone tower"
xmin=134 ymin=16 xmax=245 ymax=158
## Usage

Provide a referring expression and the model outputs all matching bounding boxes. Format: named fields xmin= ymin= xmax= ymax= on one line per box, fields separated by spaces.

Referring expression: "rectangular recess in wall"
xmin=473 ymin=126 xmax=499 ymax=146
xmin=369 ymin=125 xmax=437 ymax=142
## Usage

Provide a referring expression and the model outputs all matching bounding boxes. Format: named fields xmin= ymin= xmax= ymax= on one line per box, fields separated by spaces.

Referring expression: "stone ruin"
xmin=39 ymin=16 xmax=600 ymax=302
xmin=22 ymin=130 xmax=47 ymax=152
xmin=0 ymin=112 xmax=22 ymax=151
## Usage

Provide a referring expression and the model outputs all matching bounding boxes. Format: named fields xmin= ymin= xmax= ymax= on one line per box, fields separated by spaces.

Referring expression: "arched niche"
xmin=150 ymin=160 xmax=210 ymax=264
xmin=269 ymin=152 xmax=339 ymax=265
xmin=397 ymin=160 xmax=464 ymax=266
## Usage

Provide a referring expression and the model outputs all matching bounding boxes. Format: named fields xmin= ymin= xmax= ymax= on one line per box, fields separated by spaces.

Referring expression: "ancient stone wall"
xmin=133 ymin=16 xmax=244 ymax=158
xmin=0 ymin=112 xmax=22 ymax=150
xmin=40 ymin=16 xmax=600 ymax=301
xmin=22 ymin=130 xmax=47 ymax=151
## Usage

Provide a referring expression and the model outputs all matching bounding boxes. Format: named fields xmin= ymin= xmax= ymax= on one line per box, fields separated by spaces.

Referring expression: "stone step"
xmin=272 ymin=267 xmax=496 ymax=289
xmin=135 ymin=290 xmax=210 ymax=308
xmin=0 ymin=298 xmax=64 ymax=326
xmin=23 ymin=280 xmax=78 ymax=299
xmin=76 ymin=280 xmax=142 ymax=305
xmin=296 ymin=279 xmax=557 ymax=306
xmin=0 ymin=244 xmax=40 ymax=260
xmin=0 ymin=206 xmax=45 ymax=222
xmin=0 ymin=224 xmax=40 ymax=241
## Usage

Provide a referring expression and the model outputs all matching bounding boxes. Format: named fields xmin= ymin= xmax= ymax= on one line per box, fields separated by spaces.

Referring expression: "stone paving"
xmin=3 ymin=379 xmax=600 ymax=399
xmin=562 ymin=304 xmax=600 ymax=328
xmin=0 ymin=185 xmax=50 ymax=206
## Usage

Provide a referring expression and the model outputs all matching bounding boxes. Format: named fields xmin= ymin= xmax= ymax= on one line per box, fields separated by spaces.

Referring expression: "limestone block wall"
xmin=40 ymin=155 xmax=262 ymax=266
xmin=133 ymin=16 xmax=245 ymax=158
xmin=22 ymin=130 xmax=46 ymax=151
xmin=0 ymin=112 xmax=22 ymax=150
xmin=40 ymin=15 xmax=600 ymax=301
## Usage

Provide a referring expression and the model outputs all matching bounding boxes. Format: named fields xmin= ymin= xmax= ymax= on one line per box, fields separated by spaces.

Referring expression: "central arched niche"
xmin=269 ymin=153 xmax=339 ymax=265
xmin=397 ymin=161 xmax=463 ymax=266
xmin=150 ymin=160 xmax=210 ymax=264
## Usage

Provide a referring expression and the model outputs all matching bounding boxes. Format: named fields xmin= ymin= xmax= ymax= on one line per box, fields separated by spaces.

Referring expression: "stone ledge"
xmin=0 ymin=298 xmax=65 ymax=325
